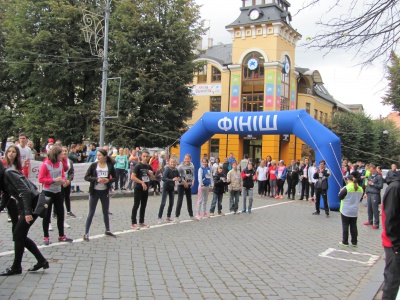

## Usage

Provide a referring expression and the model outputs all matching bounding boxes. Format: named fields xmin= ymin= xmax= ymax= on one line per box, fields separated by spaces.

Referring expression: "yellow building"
xmin=172 ymin=0 xmax=340 ymax=164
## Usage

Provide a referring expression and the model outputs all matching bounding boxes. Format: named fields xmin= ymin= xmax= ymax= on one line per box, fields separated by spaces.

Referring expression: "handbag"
xmin=33 ymin=191 xmax=51 ymax=218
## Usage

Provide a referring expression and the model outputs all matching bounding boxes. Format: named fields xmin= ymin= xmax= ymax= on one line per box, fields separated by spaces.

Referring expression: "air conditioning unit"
xmin=306 ymin=88 xmax=312 ymax=95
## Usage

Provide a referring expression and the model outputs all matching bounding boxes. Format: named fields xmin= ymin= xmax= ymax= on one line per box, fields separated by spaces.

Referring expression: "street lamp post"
xmin=82 ymin=0 xmax=111 ymax=147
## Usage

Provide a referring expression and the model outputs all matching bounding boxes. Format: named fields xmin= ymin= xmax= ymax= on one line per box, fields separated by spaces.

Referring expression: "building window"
xmin=210 ymin=139 xmax=219 ymax=158
xmin=280 ymin=98 xmax=289 ymax=111
xmin=196 ymin=62 xmax=207 ymax=83
xmin=314 ymin=109 xmax=318 ymax=119
xmin=242 ymin=52 xmax=265 ymax=112
xmin=319 ymin=111 xmax=323 ymax=122
xmin=305 ymin=103 xmax=311 ymax=114
xmin=210 ymin=96 xmax=221 ymax=112
xmin=242 ymin=94 xmax=263 ymax=112
xmin=211 ymin=66 xmax=221 ymax=82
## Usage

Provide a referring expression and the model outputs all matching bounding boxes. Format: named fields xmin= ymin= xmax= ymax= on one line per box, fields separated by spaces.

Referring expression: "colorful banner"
xmin=231 ymin=74 xmax=240 ymax=108
xmin=265 ymin=72 xmax=275 ymax=108
xmin=276 ymin=72 xmax=281 ymax=108
xmin=30 ymin=160 xmax=91 ymax=186
xmin=291 ymin=80 xmax=296 ymax=110
xmin=192 ymin=84 xmax=222 ymax=96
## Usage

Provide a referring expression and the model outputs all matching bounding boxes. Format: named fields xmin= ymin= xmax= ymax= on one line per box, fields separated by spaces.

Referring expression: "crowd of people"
xmin=0 ymin=134 xmax=399 ymax=300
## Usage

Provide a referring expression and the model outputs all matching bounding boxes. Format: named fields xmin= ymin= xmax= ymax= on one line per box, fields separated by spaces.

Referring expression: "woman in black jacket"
xmin=210 ymin=165 xmax=228 ymax=216
xmin=0 ymin=161 xmax=48 ymax=276
xmin=83 ymin=149 xmax=117 ymax=241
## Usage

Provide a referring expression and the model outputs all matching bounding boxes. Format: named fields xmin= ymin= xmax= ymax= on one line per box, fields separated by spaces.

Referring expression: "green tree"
xmin=382 ymin=52 xmax=400 ymax=112
xmin=105 ymin=0 xmax=204 ymax=147
xmin=1 ymin=0 xmax=101 ymax=147
xmin=328 ymin=111 xmax=400 ymax=168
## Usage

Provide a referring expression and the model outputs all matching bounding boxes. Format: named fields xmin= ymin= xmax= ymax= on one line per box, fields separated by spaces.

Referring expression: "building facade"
xmin=172 ymin=0 xmax=349 ymax=164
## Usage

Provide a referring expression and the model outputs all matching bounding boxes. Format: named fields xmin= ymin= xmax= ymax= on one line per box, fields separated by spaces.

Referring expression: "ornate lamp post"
xmin=82 ymin=0 xmax=111 ymax=147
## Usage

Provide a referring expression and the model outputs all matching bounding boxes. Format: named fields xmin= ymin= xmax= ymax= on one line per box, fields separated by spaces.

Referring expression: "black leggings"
xmin=175 ymin=185 xmax=193 ymax=218
xmin=115 ymin=169 xmax=126 ymax=190
xmin=42 ymin=191 xmax=64 ymax=238
xmin=258 ymin=180 xmax=267 ymax=195
xmin=61 ymin=184 xmax=72 ymax=212
xmin=85 ymin=189 xmax=110 ymax=234
xmin=277 ymin=179 xmax=285 ymax=195
xmin=12 ymin=208 xmax=46 ymax=269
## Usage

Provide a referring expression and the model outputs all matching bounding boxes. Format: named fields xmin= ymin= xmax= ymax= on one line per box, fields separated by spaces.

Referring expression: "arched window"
xmin=241 ymin=52 xmax=265 ymax=112
xmin=211 ymin=66 xmax=221 ymax=82
xmin=281 ymin=55 xmax=290 ymax=111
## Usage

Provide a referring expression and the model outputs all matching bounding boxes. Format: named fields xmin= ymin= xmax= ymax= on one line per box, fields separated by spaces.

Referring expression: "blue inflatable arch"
xmin=179 ymin=109 xmax=343 ymax=211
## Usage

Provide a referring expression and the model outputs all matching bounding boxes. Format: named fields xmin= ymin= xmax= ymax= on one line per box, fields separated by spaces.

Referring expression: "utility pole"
xmin=82 ymin=0 xmax=111 ymax=147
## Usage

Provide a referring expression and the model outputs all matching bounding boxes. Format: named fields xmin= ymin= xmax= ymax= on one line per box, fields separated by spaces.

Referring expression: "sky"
xmin=194 ymin=0 xmax=394 ymax=119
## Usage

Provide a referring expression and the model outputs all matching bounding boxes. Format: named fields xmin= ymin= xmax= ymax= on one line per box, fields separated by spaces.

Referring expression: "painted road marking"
xmin=319 ymin=248 xmax=380 ymax=266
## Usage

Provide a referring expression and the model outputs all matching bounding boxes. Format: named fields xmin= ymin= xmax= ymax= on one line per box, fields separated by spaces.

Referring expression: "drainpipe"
xmin=223 ymin=63 xmax=232 ymax=158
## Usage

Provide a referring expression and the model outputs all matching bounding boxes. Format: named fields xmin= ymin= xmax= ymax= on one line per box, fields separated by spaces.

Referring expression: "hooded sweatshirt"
xmin=381 ymin=171 xmax=400 ymax=251
xmin=38 ymin=158 xmax=67 ymax=193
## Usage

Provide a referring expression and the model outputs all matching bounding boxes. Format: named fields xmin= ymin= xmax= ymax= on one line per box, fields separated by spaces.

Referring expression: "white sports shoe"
xmin=64 ymin=222 xmax=70 ymax=228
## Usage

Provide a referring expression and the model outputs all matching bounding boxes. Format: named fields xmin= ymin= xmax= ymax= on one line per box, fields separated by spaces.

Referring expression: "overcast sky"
xmin=194 ymin=0 xmax=393 ymax=119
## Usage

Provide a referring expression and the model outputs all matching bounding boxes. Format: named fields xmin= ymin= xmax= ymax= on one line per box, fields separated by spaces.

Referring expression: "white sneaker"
xmin=157 ymin=218 xmax=163 ymax=224
xmin=49 ymin=224 xmax=53 ymax=231
xmin=190 ymin=216 xmax=199 ymax=221
xmin=64 ymin=222 xmax=70 ymax=228
xmin=174 ymin=217 xmax=180 ymax=223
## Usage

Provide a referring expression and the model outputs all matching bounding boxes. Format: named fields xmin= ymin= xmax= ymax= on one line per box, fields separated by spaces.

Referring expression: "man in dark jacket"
xmin=381 ymin=170 xmax=400 ymax=300
xmin=312 ymin=160 xmax=331 ymax=217
xmin=363 ymin=164 xmax=383 ymax=229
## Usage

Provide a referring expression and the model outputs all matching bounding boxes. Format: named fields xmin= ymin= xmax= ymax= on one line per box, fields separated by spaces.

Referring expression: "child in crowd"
xmin=157 ymin=158 xmax=180 ymax=223
xmin=154 ymin=164 xmax=162 ymax=196
xmin=269 ymin=160 xmax=277 ymax=198
xmin=210 ymin=166 xmax=228 ymax=216
xmin=197 ymin=158 xmax=212 ymax=219
xmin=338 ymin=175 xmax=363 ymax=246
xmin=241 ymin=162 xmax=256 ymax=213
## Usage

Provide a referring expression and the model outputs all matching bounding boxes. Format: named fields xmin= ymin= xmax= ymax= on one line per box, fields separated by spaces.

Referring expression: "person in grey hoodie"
xmin=363 ymin=164 xmax=383 ymax=229
xmin=158 ymin=159 xmax=180 ymax=223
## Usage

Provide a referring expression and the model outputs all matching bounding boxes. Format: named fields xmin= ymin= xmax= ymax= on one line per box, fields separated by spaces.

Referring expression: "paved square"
xmin=0 ymin=192 xmax=384 ymax=299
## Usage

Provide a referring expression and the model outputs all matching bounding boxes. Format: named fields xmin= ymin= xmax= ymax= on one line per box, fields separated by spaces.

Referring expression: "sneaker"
xmin=131 ymin=224 xmax=141 ymax=230
xmin=195 ymin=214 xmax=202 ymax=220
xmin=275 ymin=196 xmax=279 ymax=199
xmin=83 ymin=235 xmax=89 ymax=242
xmin=43 ymin=237 xmax=50 ymax=245
xmin=241 ymin=209 xmax=246 ymax=213
xmin=280 ymin=195 xmax=284 ymax=199
xmin=58 ymin=236 xmax=73 ymax=242
xmin=248 ymin=209 xmax=251 ymax=214
xmin=312 ymin=212 xmax=320 ymax=215
xmin=64 ymin=222 xmax=70 ymax=228
xmin=203 ymin=213 xmax=209 ymax=218
xmin=351 ymin=244 xmax=358 ymax=247
xmin=7 ymin=217 xmax=11 ymax=222
xmin=363 ymin=222 xmax=372 ymax=226
xmin=157 ymin=218 xmax=163 ymax=224
xmin=49 ymin=224 xmax=53 ymax=231
xmin=190 ymin=216 xmax=199 ymax=221
xmin=339 ymin=242 xmax=349 ymax=247
xmin=138 ymin=223 xmax=150 ymax=228
xmin=165 ymin=217 xmax=173 ymax=222
xmin=174 ymin=218 xmax=180 ymax=223
xmin=67 ymin=212 xmax=76 ymax=218
xmin=218 ymin=212 xmax=225 ymax=216
xmin=372 ymin=225 xmax=379 ymax=229
xmin=209 ymin=213 xmax=215 ymax=217
xmin=105 ymin=231 xmax=117 ymax=237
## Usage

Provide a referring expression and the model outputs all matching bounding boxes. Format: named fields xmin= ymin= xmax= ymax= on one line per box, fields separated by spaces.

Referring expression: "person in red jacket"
xmin=38 ymin=146 xmax=72 ymax=245
xmin=381 ymin=170 xmax=400 ymax=300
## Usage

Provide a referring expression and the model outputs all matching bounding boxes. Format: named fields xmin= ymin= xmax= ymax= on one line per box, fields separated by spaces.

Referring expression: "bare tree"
xmin=298 ymin=0 xmax=400 ymax=66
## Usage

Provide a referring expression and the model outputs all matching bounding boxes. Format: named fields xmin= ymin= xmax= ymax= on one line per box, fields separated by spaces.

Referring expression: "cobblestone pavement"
xmin=0 ymin=190 xmax=385 ymax=300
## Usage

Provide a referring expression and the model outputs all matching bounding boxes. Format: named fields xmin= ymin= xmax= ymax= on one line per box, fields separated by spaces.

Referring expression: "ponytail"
xmin=352 ymin=178 xmax=358 ymax=191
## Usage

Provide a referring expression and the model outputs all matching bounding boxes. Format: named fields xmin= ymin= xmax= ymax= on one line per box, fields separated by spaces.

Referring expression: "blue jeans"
xmin=367 ymin=193 xmax=380 ymax=226
xmin=229 ymin=190 xmax=240 ymax=212
xmin=210 ymin=193 xmax=223 ymax=214
xmin=242 ymin=188 xmax=253 ymax=210
xmin=158 ymin=188 xmax=174 ymax=219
